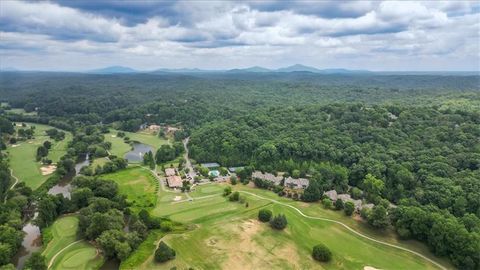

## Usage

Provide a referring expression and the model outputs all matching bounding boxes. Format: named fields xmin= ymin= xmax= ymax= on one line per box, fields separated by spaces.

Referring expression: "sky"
xmin=0 ymin=0 xmax=479 ymax=71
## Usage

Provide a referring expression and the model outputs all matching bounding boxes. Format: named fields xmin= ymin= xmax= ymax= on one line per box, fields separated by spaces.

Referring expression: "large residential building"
xmin=284 ymin=177 xmax=309 ymax=189
xmin=167 ymin=175 xmax=183 ymax=188
xmin=324 ymin=190 xmax=364 ymax=211
xmin=252 ymin=171 xmax=283 ymax=185
xmin=165 ymin=168 xmax=176 ymax=177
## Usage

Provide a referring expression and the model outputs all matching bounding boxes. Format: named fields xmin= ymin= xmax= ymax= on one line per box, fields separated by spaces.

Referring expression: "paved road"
xmin=182 ymin=137 xmax=197 ymax=181
xmin=238 ymin=190 xmax=447 ymax=270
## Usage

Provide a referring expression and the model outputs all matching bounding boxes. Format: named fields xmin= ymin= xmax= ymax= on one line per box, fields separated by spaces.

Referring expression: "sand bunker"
xmin=28 ymin=141 xmax=33 ymax=144
xmin=174 ymin=196 xmax=182 ymax=201
xmin=364 ymin=267 xmax=381 ymax=270
xmin=40 ymin=165 xmax=57 ymax=175
xmin=11 ymin=144 xmax=20 ymax=148
xmin=111 ymin=135 xmax=117 ymax=137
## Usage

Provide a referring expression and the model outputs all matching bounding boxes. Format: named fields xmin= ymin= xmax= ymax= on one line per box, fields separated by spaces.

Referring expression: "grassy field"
xmin=101 ymin=166 xmax=158 ymax=211
xmin=6 ymin=123 xmax=72 ymax=189
xmin=104 ymin=129 xmax=169 ymax=158
xmin=42 ymin=216 xmax=103 ymax=270
xmin=124 ymin=182 xmax=452 ymax=270
xmin=5 ymin=108 xmax=38 ymax=115
xmin=91 ymin=157 xmax=109 ymax=168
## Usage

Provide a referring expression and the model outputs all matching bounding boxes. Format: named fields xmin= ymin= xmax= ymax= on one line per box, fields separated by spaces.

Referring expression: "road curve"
xmin=239 ymin=190 xmax=447 ymax=270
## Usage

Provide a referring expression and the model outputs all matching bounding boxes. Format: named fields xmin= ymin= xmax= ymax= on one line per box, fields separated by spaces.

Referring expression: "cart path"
xmin=4 ymin=169 xmax=20 ymax=203
xmin=47 ymin=240 xmax=83 ymax=269
xmin=238 ymin=190 xmax=447 ymax=270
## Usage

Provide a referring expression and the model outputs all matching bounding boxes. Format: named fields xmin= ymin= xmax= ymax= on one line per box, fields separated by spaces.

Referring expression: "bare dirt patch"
xmin=364 ymin=266 xmax=382 ymax=270
xmin=111 ymin=135 xmax=117 ymax=138
xmin=353 ymin=214 xmax=363 ymax=221
xmin=218 ymin=219 xmax=301 ymax=270
xmin=173 ymin=196 xmax=182 ymax=201
xmin=40 ymin=165 xmax=57 ymax=175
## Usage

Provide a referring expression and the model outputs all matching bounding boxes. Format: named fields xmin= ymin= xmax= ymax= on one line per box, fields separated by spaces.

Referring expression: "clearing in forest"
xmin=102 ymin=166 xmax=158 ymax=210
xmin=7 ymin=123 xmax=71 ymax=189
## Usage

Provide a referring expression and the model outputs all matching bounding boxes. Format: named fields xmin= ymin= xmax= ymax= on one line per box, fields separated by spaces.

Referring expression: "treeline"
xmin=0 ymin=117 xmax=34 ymax=268
xmin=189 ymin=103 xmax=480 ymax=269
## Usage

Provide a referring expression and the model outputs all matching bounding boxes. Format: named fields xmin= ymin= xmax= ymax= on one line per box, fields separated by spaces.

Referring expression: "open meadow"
xmin=120 ymin=183 xmax=452 ymax=270
xmin=42 ymin=216 xmax=103 ymax=270
xmin=102 ymin=166 xmax=159 ymax=211
xmin=6 ymin=123 xmax=71 ymax=189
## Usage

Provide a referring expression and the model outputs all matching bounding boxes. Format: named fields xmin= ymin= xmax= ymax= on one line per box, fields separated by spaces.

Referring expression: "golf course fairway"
xmin=122 ymin=183 xmax=452 ymax=270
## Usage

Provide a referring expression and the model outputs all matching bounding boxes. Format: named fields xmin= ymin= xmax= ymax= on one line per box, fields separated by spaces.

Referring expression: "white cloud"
xmin=0 ymin=0 xmax=478 ymax=71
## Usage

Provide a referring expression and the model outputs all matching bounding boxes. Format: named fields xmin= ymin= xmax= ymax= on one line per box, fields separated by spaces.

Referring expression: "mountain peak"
xmin=276 ymin=64 xmax=320 ymax=73
xmin=88 ymin=66 xmax=137 ymax=74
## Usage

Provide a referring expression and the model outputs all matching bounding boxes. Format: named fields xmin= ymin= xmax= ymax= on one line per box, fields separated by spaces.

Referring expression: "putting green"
xmin=49 ymin=241 xmax=103 ymax=270
xmin=42 ymin=216 xmax=103 ymax=270
xmin=7 ymin=123 xmax=72 ymax=189
xmin=42 ymin=216 xmax=78 ymax=260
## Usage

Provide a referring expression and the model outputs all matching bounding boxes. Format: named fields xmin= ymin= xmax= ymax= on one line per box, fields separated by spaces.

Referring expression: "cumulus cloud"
xmin=0 ymin=0 xmax=478 ymax=71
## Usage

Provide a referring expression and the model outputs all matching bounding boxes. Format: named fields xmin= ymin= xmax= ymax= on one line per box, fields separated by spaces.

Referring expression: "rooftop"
xmin=165 ymin=168 xmax=176 ymax=176
xmin=252 ymin=171 xmax=283 ymax=185
xmin=167 ymin=175 xmax=183 ymax=188
xmin=202 ymin=162 xmax=220 ymax=168
xmin=284 ymin=177 xmax=309 ymax=189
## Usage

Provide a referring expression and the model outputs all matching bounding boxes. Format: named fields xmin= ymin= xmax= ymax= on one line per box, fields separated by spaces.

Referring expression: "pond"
xmin=124 ymin=143 xmax=153 ymax=163
xmin=13 ymin=216 xmax=41 ymax=269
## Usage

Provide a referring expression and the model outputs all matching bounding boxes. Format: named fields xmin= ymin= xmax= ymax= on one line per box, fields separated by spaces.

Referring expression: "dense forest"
xmin=1 ymin=72 xmax=479 ymax=130
xmin=1 ymin=72 xmax=479 ymax=269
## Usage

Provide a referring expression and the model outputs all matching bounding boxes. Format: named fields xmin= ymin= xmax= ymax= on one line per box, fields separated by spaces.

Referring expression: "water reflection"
xmin=124 ymin=143 xmax=153 ymax=163
xmin=13 ymin=221 xmax=41 ymax=269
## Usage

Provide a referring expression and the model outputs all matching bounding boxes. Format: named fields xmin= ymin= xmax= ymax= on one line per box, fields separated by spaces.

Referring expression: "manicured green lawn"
xmin=7 ymin=123 xmax=72 ymax=189
xmin=101 ymin=166 xmax=158 ymax=210
xmin=42 ymin=216 xmax=103 ymax=270
xmin=189 ymin=184 xmax=224 ymax=198
xmin=49 ymin=241 xmax=103 ymax=270
xmin=104 ymin=129 xmax=169 ymax=159
xmin=42 ymin=216 xmax=79 ymax=260
xmin=132 ymin=183 xmax=452 ymax=270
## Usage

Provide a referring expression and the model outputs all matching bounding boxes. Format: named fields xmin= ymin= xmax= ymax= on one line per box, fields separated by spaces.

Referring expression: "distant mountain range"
xmin=85 ymin=64 xmax=372 ymax=74
xmin=88 ymin=66 xmax=137 ymax=74
xmin=3 ymin=65 xmax=476 ymax=75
